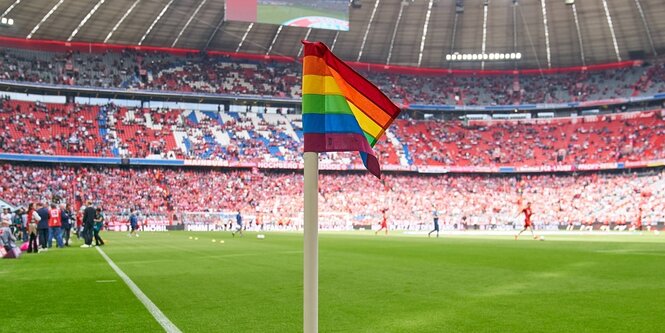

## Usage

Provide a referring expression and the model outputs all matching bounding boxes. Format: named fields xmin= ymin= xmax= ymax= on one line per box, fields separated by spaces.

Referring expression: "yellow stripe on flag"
xmin=348 ymin=100 xmax=382 ymax=139
xmin=302 ymin=75 xmax=343 ymax=95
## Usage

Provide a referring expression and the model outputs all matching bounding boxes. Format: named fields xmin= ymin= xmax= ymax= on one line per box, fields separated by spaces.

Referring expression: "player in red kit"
xmin=375 ymin=209 xmax=388 ymax=235
xmin=634 ymin=207 xmax=643 ymax=232
xmin=514 ymin=202 xmax=537 ymax=240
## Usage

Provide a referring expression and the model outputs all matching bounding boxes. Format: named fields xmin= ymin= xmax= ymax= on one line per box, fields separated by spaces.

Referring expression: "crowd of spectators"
xmin=2 ymin=47 xmax=664 ymax=105
xmin=0 ymin=48 xmax=300 ymax=97
xmin=395 ymin=111 xmax=665 ymax=166
xmin=0 ymin=98 xmax=114 ymax=156
xmin=2 ymin=98 xmax=665 ymax=167
xmin=1 ymin=163 xmax=664 ymax=230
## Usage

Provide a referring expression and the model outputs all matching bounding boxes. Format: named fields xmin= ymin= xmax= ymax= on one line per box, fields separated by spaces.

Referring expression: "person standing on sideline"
xmin=128 ymin=208 xmax=139 ymax=237
xmin=232 ymin=211 xmax=243 ymax=237
xmin=81 ymin=201 xmax=96 ymax=248
xmin=93 ymin=207 xmax=105 ymax=246
xmin=428 ymin=209 xmax=440 ymax=238
xmin=26 ymin=203 xmax=40 ymax=253
xmin=375 ymin=209 xmax=388 ymax=235
xmin=20 ymin=207 xmax=29 ymax=242
xmin=514 ymin=202 xmax=537 ymax=240
xmin=47 ymin=203 xmax=64 ymax=248
xmin=76 ymin=202 xmax=85 ymax=240
xmin=61 ymin=204 xmax=72 ymax=246
xmin=36 ymin=202 xmax=50 ymax=251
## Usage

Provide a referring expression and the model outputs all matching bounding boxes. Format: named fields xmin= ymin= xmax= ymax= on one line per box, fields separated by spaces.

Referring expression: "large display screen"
xmin=226 ymin=0 xmax=350 ymax=31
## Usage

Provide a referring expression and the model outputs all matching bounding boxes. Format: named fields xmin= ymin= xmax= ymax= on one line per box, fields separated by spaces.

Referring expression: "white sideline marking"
xmin=96 ymin=247 xmax=182 ymax=333
xmin=96 ymin=280 xmax=117 ymax=283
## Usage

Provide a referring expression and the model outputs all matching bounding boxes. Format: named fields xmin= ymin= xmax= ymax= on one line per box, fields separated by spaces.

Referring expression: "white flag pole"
xmin=303 ymin=151 xmax=319 ymax=333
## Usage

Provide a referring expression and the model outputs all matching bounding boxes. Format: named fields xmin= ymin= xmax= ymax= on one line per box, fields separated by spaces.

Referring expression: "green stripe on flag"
xmin=363 ymin=132 xmax=377 ymax=146
xmin=302 ymin=94 xmax=353 ymax=115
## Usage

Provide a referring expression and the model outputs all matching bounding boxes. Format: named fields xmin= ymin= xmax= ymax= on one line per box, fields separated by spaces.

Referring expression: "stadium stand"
xmin=1 ymin=47 xmax=664 ymax=105
xmin=395 ymin=112 xmax=665 ymax=166
xmin=1 ymin=46 xmax=665 ymax=230
xmin=2 ymin=99 xmax=664 ymax=167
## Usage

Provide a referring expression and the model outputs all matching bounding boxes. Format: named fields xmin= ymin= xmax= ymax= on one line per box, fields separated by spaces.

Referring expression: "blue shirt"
xmin=130 ymin=214 xmax=138 ymax=226
xmin=36 ymin=207 xmax=49 ymax=229
xmin=236 ymin=213 xmax=242 ymax=226
xmin=61 ymin=210 xmax=71 ymax=229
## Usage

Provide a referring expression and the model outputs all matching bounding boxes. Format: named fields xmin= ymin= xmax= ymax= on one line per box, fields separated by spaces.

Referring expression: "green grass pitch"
xmin=4 ymin=232 xmax=665 ymax=332
xmin=257 ymin=5 xmax=347 ymax=26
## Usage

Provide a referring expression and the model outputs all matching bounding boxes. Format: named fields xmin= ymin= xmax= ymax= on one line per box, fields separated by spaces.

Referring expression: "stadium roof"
xmin=0 ymin=0 xmax=663 ymax=69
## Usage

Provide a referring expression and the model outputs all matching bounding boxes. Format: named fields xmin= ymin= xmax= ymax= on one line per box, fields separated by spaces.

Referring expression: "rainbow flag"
xmin=301 ymin=41 xmax=401 ymax=178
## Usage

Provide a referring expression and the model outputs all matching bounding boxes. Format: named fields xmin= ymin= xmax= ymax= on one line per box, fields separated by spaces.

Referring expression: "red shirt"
xmin=27 ymin=209 xmax=36 ymax=224
xmin=48 ymin=209 xmax=61 ymax=227
xmin=522 ymin=207 xmax=532 ymax=224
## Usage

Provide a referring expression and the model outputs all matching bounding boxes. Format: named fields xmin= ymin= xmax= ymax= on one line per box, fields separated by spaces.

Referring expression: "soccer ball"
xmin=212 ymin=239 xmax=216 ymax=243
xmin=539 ymin=235 xmax=545 ymax=241
xmin=194 ymin=237 xmax=199 ymax=240
xmin=220 ymin=240 xmax=225 ymax=244
xmin=188 ymin=236 xmax=193 ymax=240
xmin=257 ymin=234 xmax=265 ymax=239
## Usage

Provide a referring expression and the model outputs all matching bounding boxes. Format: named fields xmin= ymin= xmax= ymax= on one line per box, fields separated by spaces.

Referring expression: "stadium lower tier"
xmin=2 ymin=99 xmax=665 ymax=168
xmin=1 ymin=163 xmax=663 ymax=228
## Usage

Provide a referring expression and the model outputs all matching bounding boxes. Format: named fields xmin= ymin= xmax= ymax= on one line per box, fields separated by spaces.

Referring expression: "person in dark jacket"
xmin=61 ymin=204 xmax=72 ymax=247
xmin=81 ymin=201 xmax=96 ymax=248
xmin=36 ymin=202 xmax=50 ymax=250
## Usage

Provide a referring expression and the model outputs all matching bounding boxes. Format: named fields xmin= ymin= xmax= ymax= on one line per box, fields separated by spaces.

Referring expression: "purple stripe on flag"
xmin=304 ymin=133 xmax=381 ymax=178
xmin=304 ymin=133 xmax=372 ymax=153
xmin=359 ymin=151 xmax=380 ymax=179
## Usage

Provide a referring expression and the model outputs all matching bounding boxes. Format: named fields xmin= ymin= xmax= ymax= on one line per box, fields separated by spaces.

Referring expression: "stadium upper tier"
xmin=1 ymin=99 xmax=664 ymax=169
xmin=1 ymin=47 xmax=664 ymax=106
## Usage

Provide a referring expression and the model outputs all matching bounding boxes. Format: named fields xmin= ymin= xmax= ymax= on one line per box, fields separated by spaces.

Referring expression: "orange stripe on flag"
xmin=303 ymin=56 xmax=331 ymax=76
xmin=328 ymin=67 xmax=392 ymax=128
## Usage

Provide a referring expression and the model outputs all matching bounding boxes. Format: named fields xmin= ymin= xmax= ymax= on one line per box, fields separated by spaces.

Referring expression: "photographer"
xmin=0 ymin=218 xmax=20 ymax=259
xmin=12 ymin=207 xmax=24 ymax=239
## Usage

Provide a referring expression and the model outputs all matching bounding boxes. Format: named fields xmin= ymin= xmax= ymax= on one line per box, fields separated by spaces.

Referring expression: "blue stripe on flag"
xmin=302 ymin=113 xmax=363 ymax=134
